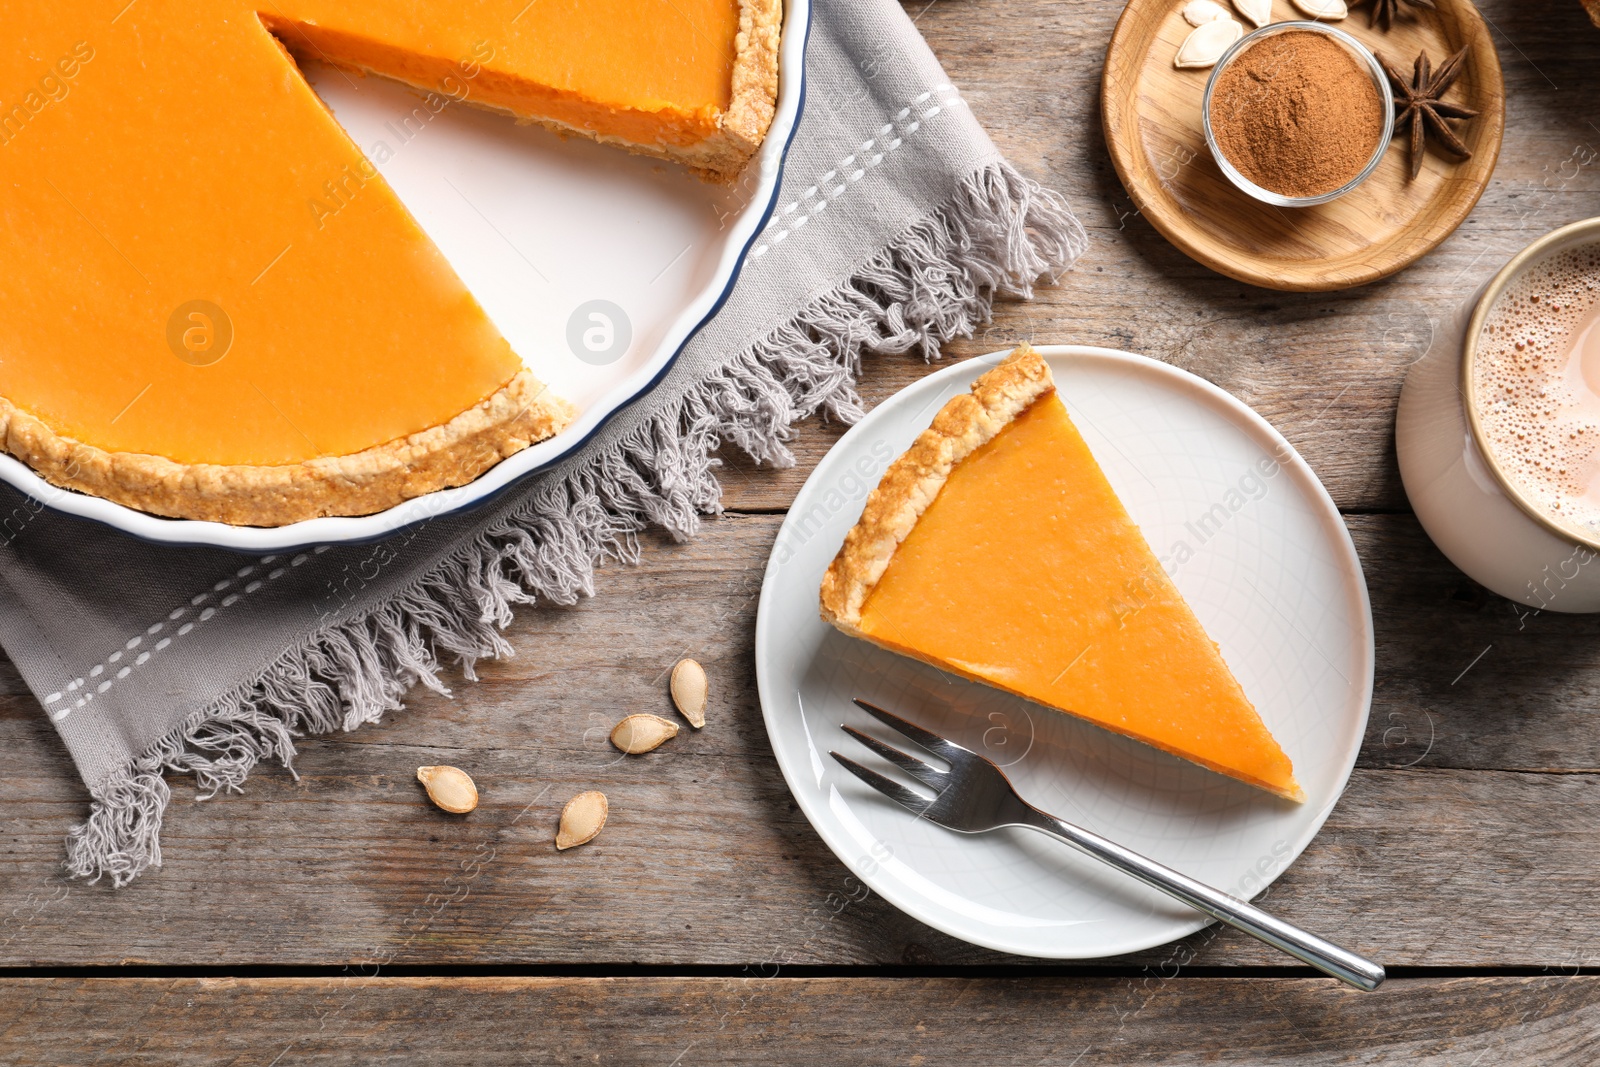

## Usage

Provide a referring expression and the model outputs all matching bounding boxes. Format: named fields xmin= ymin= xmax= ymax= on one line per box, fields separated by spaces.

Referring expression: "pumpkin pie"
xmin=820 ymin=346 xmax=1304 ymax=802
xmin=0 ymin=1 xmax=781 ymax=526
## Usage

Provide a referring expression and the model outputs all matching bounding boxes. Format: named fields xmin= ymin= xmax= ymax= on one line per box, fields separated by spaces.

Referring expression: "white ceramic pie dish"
xmin=0 ymin=0 xmax=811 ymax=552
xmin=755 ymin=346 xmax=1374 ymax=959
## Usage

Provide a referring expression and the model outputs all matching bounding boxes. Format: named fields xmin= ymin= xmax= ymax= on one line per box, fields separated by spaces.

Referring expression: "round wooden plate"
xmin=1102 ymin=0 xmax=1505 ymax=291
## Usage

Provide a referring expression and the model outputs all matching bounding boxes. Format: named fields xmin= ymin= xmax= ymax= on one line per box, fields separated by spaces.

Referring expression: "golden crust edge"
xmin=819 ymin=344 xmax=1055 ymax=628
xmin=718 ymin=0 xmax=783 ymax=172
xmin=0 ymin=370 xmax=576 ymax=527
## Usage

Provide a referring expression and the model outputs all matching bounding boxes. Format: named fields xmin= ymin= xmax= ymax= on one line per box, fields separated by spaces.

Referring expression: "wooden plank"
xmin=718 ymin=0 xmax=1600 ymax=514
xmin=3 ymin=976 xmax=1598 ymax=1064
xmin=7 ymin=514 xmax=1600 ymax=968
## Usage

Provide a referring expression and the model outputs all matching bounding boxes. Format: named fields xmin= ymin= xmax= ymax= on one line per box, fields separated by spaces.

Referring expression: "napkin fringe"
xmin=65 ymin=161 xmax=1086 ymax=886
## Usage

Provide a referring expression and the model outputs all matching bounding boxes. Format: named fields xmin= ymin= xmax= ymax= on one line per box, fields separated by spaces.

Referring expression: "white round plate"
xmin=755 ymin=346 xmax=1374 ymax=959
xmin=0 ymin=0 xmax=810 ymax=551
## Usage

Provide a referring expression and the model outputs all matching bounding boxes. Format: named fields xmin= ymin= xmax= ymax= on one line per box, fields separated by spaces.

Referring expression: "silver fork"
xmin=832 ymin=698 xmax=1384 ymax=991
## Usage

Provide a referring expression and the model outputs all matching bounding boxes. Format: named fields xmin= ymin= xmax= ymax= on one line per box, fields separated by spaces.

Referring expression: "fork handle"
xmin=1019 ymin=806 xmax=1384 ymax=991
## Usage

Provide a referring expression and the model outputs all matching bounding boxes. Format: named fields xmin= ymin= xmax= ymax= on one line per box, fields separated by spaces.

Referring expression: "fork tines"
xmin=830 ymin=698 xmax=972 ymax=815
xmin=828 ymin=751 xmax=933 ymax=815
xmin=851 ymin=698 xmax=964 ymax=761
xmin=840 ymin=725 xmax=945 ymax=789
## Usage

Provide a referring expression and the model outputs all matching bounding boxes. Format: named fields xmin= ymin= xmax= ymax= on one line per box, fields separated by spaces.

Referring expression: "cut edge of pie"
xmin=557 ymin=0 xmax=785 ymax=181
xmin=278 ymin=0 xmax=784 ymax=183
xmin=0 ymin=368 xmax=575 ymax=526
xmin=820 ymin=344 xmax=1306 ymax=804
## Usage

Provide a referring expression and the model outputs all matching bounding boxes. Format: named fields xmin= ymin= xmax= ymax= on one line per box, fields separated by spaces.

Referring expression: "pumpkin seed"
xmin=670 ymin=658 xmax=708 ymax=729
xmin=556 ymin=790 xmax=608 ymax=850
xmin=1174 ymin=17 xmax=1242 ymax=69
xmin=611 ymin=713 xmax=680 ymax=754
xmin=417 ymin=765 xmax=478 ymax=814
xmin=1183 ymin=0 xmax=1230 ymax=26
xmin=1231 ymin=0 xmax=1272 ymax=27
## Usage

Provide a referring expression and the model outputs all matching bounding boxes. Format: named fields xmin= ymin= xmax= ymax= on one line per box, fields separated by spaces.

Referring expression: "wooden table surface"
xmin=6 ymin=1 xmax=1600 ymax=1062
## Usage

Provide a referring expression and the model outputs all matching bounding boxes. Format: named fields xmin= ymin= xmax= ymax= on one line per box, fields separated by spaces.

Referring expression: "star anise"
xmin=1354 ymin=0 xmax=1437 ymax=32
xmin=1379 ymin=46 xmax=1478 ymax=181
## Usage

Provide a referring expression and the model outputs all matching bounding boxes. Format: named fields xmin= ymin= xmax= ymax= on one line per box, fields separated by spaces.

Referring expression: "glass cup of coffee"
xmin=1397 ymin=217 xmax=1600 ymax=612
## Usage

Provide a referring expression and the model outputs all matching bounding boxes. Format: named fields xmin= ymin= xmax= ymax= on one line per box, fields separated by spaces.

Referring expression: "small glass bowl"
xmin=1201 ymin=20 xmax=1394 ymax=208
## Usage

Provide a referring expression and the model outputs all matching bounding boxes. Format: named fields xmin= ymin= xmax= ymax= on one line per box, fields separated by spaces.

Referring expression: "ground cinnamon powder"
xmin=1208 ymin=30 xmax=1384 ymax=199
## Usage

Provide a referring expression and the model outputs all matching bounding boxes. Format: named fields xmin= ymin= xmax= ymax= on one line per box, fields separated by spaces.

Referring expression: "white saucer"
xmin=754 ymin=346 xmax=1374 ymax=959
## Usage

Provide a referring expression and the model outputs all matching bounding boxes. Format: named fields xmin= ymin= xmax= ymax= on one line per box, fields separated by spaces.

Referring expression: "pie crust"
xmin=719 ymin=0 xmax=786 ymax=177
xmin=0 ymin=370 xmax=575 ymax=527
xmin=821 ymin=345 xmax=1054 ymax=631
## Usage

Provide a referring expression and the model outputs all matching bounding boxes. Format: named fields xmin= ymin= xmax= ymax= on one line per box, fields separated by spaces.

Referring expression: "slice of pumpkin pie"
xmin=820 ymin=345 xmax=1303 ymax=802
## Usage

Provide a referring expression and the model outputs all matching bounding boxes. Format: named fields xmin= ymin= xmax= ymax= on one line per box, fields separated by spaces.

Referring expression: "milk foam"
xmin=1474 ymin=245 xmax=1600 ymax=530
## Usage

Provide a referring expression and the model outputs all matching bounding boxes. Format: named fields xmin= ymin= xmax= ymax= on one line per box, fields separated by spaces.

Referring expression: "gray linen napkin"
xmin=0 ymin=0 xmax=1086 ymax=886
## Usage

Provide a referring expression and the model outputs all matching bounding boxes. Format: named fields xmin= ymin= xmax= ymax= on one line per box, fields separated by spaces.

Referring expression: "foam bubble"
xmin=1473 ymin=244 xmax=1600 ymax=530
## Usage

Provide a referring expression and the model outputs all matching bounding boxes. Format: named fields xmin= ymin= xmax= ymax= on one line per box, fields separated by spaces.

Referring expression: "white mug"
xmin=1396 ymin=217 xmax=1600 ymax=613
